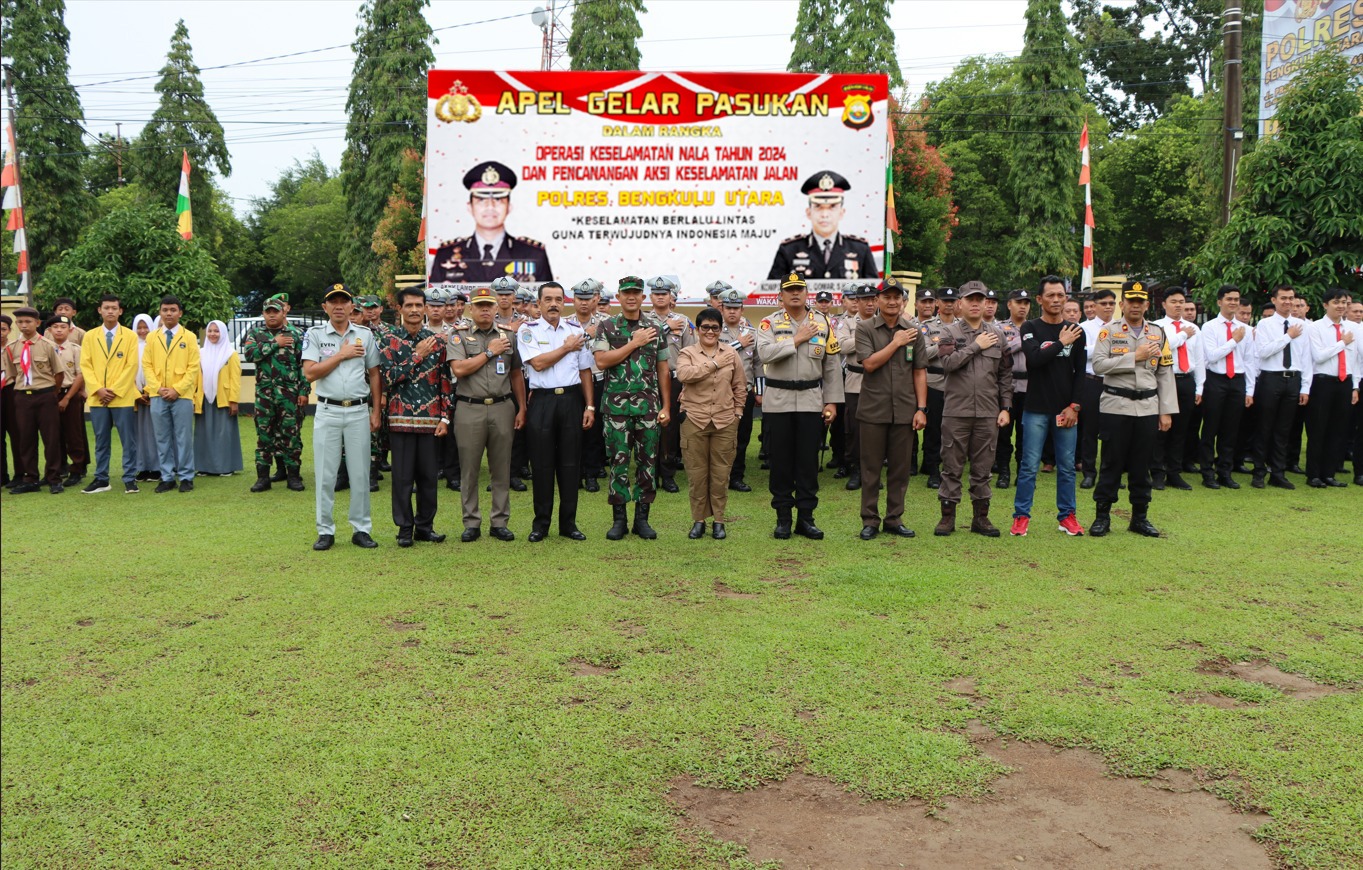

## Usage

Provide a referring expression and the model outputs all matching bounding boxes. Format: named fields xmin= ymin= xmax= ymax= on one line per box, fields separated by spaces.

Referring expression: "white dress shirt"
xmin=1308 ymin=317 xmax=1361 ymax=389
xmin=1154 ymin=315 xmax=1206 ymax=394
xmin=1253 ymin=312 xmax=1312 ymax=397
xmin=1080 ymin=318 xmax=1105 ymax=375
xmin=1197 ymin=314 xmax=1257 ymax=395
xmin=517 ymin=316 xmax=593 ymax=390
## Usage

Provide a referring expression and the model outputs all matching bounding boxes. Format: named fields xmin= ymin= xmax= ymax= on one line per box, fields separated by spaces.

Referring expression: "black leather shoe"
xmin=9 ymin=482 xmax=39 ymax=494
xmin=313 ymin=534 xmax=334 ymax=551
xmin=396 ymin=529 xmax=414 ymax=548
xmin=559 ymin=528 xmax=587 ymax=541
xmin=414 ymin=530 xmax=446 ymax=543
xmin=1080 ymin=473 xmax=1096 ymax=489
xmin=728 ymin=478 xmax=751 ymax=492
xmin=1151 ymin=471 xmax=1166 ymax=491
xmin=1268 ymin=473 xmax=1295 ymax=490
xmin=711 ymin=523 xmax=726 ymax=540
xmin=1128 ymin=517 xmax=1161 ymax=537
xmin=49 ymin=483 xmax=65 ymax=494
xmin=509 ymin=477 xmax=527 ymax=492
xmin=1166 ymin=473 xmax=1192 ymax=490
xmin=351 ymin=531 xmax=378 ymax=549
xmin=859 ymin=526 xmax=879 ymax=541
xmin=1233 ymin=463 xmax=1253 ymax=475
xmin=1307 ymin=477 xmax=1327 ymax=488
xmin=178 ymin=479 xmax=194 ymax=492
xmin=926 ymin=473 xmax=941 ymax=489
xmin=461 ymin=527 xmax=481 ymax=542
xmin=1251 ymin=473 xmax=1266 ymax=489
xmin=845 ymin=473 xmax=861 ymax=490
xmin=1324 ymin=477 xmax=1348 ymax=488
xmin=1354 ymin=474 xmax=1363 ymax=487
xmin=378 ymin=460 xmax=392 ymax=472
xmin=661 ymin=477 xmax=679 ymax=494
xmin=528 ymin=529 xmax=547 ymax=542
xmin=583 ymin=477 xmax=599 ymax=493
xmin=446 ymin=479 xmax=460 ymax=491
xmin=688 ymin=521 xmax=706 ymax=539
xmin=490 ymin=526 xmax=515 ymax=541
xmin=1202 ymin=476 xmax=1221 ymax=490
xmin=832 ymin=466 xmax=849 ymax=479
xmin=1288 ymin=464 xmax=1305 ymax=474
xmin=794 ymin=518 xmax=824 ymax=540
xmin=1218 ymin=474 xmax=1241 ymax=490
xmin=154 ymin=481 xmax=176 ymax=493
xmin=62 ymin=473 xmax=84 ymax=487
xmin=773 ymin=520 xmax=792 ymax=540
xmin=826 ymin=457 xmax=841 ymax=469
xmin=995 ymin=469 xmax=1011 ymax=489
xmin=883 ymin=523 xmax=916 ymax=538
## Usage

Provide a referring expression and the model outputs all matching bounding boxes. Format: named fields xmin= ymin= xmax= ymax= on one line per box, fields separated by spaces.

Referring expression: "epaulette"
xmin=513 ymin=236 xmax=545 ymax=249
xmin=779 ymin=233 xmax=805 ymax=245
xmin=843 ymin=234 xmax=869 ymax=243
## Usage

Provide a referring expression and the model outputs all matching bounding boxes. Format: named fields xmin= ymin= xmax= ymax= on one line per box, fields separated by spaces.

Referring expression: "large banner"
xmin=1259 ymin=0 xmax=1363 ymax=135
xmin=425 ymin=71 xmax=890 ymax=305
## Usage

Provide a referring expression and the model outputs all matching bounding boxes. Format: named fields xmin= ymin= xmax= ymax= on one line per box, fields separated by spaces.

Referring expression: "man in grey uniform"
xmin=303 ymin=283 xmax=383 ymax=550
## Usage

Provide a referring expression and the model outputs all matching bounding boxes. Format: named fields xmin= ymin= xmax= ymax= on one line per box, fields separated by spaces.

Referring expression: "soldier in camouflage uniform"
xmin=593 ymin=275 xmax=673 ymax=540
xmin=241 ymin=293 xmax=307 ymax=492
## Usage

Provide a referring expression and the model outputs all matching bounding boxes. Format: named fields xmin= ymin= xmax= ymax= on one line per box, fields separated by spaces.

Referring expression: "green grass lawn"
xmin=3 ymin=420 xmax=1362 ymax=868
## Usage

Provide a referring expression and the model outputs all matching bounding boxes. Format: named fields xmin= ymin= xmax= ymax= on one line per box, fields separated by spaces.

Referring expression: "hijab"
xmin=133 ymin=314 xmax=154 ymax=391
xmin=200 ymin=320 xmax=234 ymax=400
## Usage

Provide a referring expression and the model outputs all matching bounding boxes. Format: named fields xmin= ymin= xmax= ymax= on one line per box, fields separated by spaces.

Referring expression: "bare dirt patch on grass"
xmin=569 ymin=658 xmax=618 ymax=677
xmin=714 ymin=581 xmax=758 ymax=600
xmin=1197 ymin=657 xmax=1347 ymax=699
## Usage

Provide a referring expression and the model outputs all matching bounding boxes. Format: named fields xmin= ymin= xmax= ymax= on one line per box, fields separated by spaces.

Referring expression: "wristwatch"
xmin=439 ymin=417 xmax=449 ymax=424
xmin=586 ymin=405 xmax=595 ymax=412
xmin=917 ymin=406 xmax=928 ymax=414
xmin=485 ymin=349 xmax=495 ymax=360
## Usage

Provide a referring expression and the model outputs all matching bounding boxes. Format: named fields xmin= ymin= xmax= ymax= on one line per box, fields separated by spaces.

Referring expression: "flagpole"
xmin=3 ymin=77 xmax=32 ymax=303
xmin=1079 ymin=121 xmax=1094 ymax=292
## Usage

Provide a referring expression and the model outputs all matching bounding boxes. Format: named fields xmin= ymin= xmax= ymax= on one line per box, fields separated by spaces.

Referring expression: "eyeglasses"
xmin=697 ymin=324 xmax=721 ymax=332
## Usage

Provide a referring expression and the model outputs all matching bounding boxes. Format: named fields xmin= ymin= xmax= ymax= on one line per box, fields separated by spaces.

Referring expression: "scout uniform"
xmin=934 ymin=281 xmax=1013 ymax=537
xmin=427 ymin=161 xmax=553 ymax=285
xmin=648 ymin=276 xmax=694 ymax=492
xmin=448 ymin=285 xmax=524 ymax=539
xmin=303 ymin=285 xmax=382 ymax=545
xmin=241 ymin=294 xmax=307 ymax=491
xmin=80 ymin=317 xmax=141 ymax=489
xmin=756 ymin=272 xmax=846 ymax=539
xmin=918 ymin=287 xmax=948 ymax=486
xmin=379 ymin=317 xmax=452 ymax=545
xmin=1090 ymin=281 xmax=1177 ymax=537
xmin=50 ymin=319 xmax=89 ymax=484
xmin=2 ymin=309 xmax=66 ymax=491
xmin=142 ymin=316 xmax=201 ymax=487
xmin=718 ymin=288 xmax=761 ymax=490
xmin=768 ymin=171 xmax=876 ymax=281
xmin=566 ymin=278 xmax=610 ymax=490
xmin=594 ymin=275 xmax=672 ymax=540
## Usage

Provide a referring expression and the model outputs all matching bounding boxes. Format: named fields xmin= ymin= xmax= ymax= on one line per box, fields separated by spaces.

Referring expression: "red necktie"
xmin=1173 ymin=321 xmax=1189 ymax=372
xmin=1225 ymin=321 xmax=1235 ymax=378
xmin=1337 ymin=323 xmax=1348 ymax=382
xmin=20 ymin=340 xmax=32 ymax=384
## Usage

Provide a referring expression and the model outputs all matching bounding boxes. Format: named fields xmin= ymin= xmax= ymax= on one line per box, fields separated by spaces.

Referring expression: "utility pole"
xmin=1221 ymin=0 xmax=1243 ymax=226
xmin=115 ymin=122 xmax=124 ymax=185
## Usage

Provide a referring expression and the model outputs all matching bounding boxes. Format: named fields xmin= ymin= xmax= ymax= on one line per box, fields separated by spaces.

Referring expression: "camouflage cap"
xmin=618 ymin=276 xmax=645 ymax=293
xmin=358 ymin=295 xmax=380 ymax=309
xmin=490 ymin=276 xmax=519 ymax=294
xmin=262 ymin=293 xmax=288 ymax=311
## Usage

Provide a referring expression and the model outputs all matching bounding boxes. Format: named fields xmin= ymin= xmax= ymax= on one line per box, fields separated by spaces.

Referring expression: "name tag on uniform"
xmin=495 ymin=358 xmax=506 ymax=375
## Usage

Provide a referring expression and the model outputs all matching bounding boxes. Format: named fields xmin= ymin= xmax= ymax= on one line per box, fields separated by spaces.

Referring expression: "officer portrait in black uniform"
xmin=428 ymin=161 xmax=553 ymax=286
xmin=768 ymin=170 xmax=877 ymax=282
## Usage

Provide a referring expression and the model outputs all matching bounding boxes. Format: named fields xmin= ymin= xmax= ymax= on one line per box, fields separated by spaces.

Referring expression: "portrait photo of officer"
xmin=428 ymin=160 xmax=553 ymax=286
xmin=768 ymin=170 xmax=877 ymax=282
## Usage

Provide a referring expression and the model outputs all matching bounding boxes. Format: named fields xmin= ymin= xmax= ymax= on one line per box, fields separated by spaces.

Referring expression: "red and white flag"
xmin=2 ymin=119 xmax=30 ymax=297
xmin=1079 ymin=122 xmax=1094 ymax=291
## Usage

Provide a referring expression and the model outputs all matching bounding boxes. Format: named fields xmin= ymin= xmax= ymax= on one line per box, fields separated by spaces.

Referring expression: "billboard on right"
xmin=1259 ymin=0 xmax=1363 ymax=136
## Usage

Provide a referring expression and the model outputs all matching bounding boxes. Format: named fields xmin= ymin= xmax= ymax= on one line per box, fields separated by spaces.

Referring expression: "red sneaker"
xmin=1010 ymin=516 xmax=1029 ymax=537
xmin=1058 ymin=513 xmax=1085 ymax=536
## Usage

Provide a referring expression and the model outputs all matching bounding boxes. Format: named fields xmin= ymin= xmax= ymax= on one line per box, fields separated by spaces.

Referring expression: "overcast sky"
xmin=19 ymin=0 xmax=1030 ymax=210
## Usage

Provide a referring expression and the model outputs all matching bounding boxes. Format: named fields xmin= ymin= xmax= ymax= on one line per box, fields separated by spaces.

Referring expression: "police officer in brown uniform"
xmin=919 ymin=288 xmax=951 ymax=488
xmin=855 ymin=279 xmax=929 ymax=538
xmin=833 ymin=284 xmax=867 ymax=488
xmin=1089 ymin=281 xmax=1177 ymax=537
xmin=2 ymin=307 xmax=66 ymax=493
xmin=718 ymin=288 xmax=761 ymax=492
xmin=934 ymin=281 xmax=1013 ymax=536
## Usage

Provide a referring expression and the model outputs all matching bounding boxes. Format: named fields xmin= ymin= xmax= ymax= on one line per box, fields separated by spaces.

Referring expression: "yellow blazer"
xmin=195 ymin=352 xmax=241 ymax=413
xmin=143 ymin=324 xmax=201 ymax=400
xmin=79 ymin=325 xmax=141 ymax=408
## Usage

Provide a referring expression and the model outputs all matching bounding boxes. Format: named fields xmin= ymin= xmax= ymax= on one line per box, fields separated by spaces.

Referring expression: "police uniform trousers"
xmin=313 ymin=401 xmax=373 ymax=535
xmin=1305 ymin=374 xmax=1352 ymax=481
xmin=11 ymin=387 xmax=62 ymax=485
xmin=57 ymin=386 xmax=89 ymax=475
xmin=921 ymin=385 xmax=945 ymax=474
xmin=658 ymin=379 xmax=684 ymax=481
xmin=860 ymin=421 xmax=913 ymax=527
xmin=1253 ymin=371 xmax=1303 ymax=475
xmin=1095 ymin=411 xmax=1158 ymax=507
xmin=511 ymin=397 xmax=530 ymax=478
xmin=1078 ymin=374 xmax=1104 ymax=472
xmin=939 ymin=415 xmax=998 ymax=504
xmin=580 ymin=374 xmax=607 ymax=479
xmin=1154 ymin=373 xmax=1196 ymax=475
xmin=456 ymin=399 xmax=515 ymax=529
xmin=996 ymin=388 xmax=1025 ymax=472
xmin=730 ymin=389 xmax=756 ymax=483
xmin=764 ymin=408 xmax=826 ymax=516
xmin=389 ymin=430 xmax=440 ymax=535
xmin=441 ymin=403 xmax=461 ymax=481
xmin=527 ymin=388 xmax=583 ymax=533
xmin=1198 ymin=371 xmax=1246 ymax=477
xmin=842 ymin=392 xmax=860 ymax=474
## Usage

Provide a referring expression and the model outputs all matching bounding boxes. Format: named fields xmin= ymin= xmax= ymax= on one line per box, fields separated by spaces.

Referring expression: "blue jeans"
xmin=90 ymin=405 xmax=138 ymax=484
xmin=150 ymin=396 xmax=195 ymax=482
xmin=1013 ymin=410 xmax=1077 ymax=520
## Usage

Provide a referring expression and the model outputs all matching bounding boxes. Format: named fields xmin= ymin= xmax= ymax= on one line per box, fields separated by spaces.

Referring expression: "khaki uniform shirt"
xmin=53 ymin=340 xmax=83 ymax=393
xmin=449 ymin=324 xmax=522 ymax=399
xmin=653 ymin=310 xmax=696 ymax=357
xmin=835 ymin=313 xmax=863 ymax=394
xmin=566 ymin=311 xmax=610 ymax=380
xmin=719 ymin=320 xmax=761 ymax=387
xmin=2 ymin=335 xmax=64 ymax=390
xmin=756 ymin=308 xmax=845 ymax=413
xmin=855 ymin=314 xmax=929 ymax=424
xmin=1092 ymin=318 xmax=1178 ymax=417
xmin=921 ymin=317 xmax=948 ymax=391
xmin=937 ymin=319 xmax=1013 ymax=417
xmin=675 ymin=344 xmax=747 ymax=429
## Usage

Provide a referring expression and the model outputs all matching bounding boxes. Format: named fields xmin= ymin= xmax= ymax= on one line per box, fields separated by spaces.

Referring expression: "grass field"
xmin=3 ymin=420 xmax=1361 ymax=868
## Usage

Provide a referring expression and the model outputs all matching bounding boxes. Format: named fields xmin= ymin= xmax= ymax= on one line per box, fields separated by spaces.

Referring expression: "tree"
xmin=786 ymin=0 xmax=903 ymax=86
xmin=259 ymin=172 xmax=346 ymax=308
xmin=1191 ymin=51 xmax=1363 ymax=306
xmin=132 ymin=20 xmax=230 ymax=252
xmin=212 ymin=183 xmax=261 ymax=304
xmin=1006 ymin=0 xmax=1085 ymax=287
xmin=568 ymin=0 xmax=646 ymax=70
xmin=371 ymin=148 xmax=423 ymax=301
xmin=38 ymin=203 xmax=234 ymax=329
xmin=83 ymin=133 xmax=129 ymax=198
xmin=890 ymin=100 xmax=954 ymax=285
xmin=1 ymin=0 xmax=93 ymax=281
xmin=340 ymin=0 xmax=434 ymax=290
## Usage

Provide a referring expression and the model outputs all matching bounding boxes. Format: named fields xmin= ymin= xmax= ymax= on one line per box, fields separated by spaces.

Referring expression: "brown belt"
xmin=456 ymin=394 xmax=513 ymax=405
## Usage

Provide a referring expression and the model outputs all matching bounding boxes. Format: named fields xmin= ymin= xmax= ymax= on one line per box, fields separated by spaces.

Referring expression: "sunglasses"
xmin=697 ymin=324 xmax=721 ymax=332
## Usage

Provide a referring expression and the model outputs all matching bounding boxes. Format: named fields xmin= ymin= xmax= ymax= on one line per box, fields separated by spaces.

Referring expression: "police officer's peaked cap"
xmin=490 ymin=276 xmax=519 ymax=294
xmin=802 ymin=170 xmax=850 ymax=203
xmin=648 ymin=276 xmax=677 ymax=295
xmin=514 ymin=288 xmax=536 ymax=303
xmin=618 ymin=276 xmax=645 ymax=293
xmin=706 ymin=280 xmax=732 ymax=296
xmin=464 ymin=161 xmax=516 ymax=198
xmin=780 ymin=272 xmax=807 ymax=291
xmin=958 ymin=281 xmax=989 ymax=299
xmin=571 ymin=278 xmax=602 ymax=298
xmin=1121 ymin=280 xmax=1149 ymax=301
xmin=425 ymin=288 xmax=446 ymax=304
xmin=451 ymin=289 xmax=469 ymax=302
xmin=469 ymin=286 xmax=497 ymax=305
xmin=720 ymin=289 xmax=746 ymax=307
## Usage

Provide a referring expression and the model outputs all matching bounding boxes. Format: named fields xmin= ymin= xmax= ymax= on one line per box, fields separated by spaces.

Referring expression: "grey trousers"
xmin=314 ymin=402 xmax=373 ymax=535
xmin=456 ymin=400 xmax=514 ymax=529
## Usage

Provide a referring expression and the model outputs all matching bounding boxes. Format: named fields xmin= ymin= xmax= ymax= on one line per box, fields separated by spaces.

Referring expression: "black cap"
xmin=984 ymin=288 xmax=999 ymax=301
xmin=815 ymin=290 xmax=833 ymax=303
xmin=937 ymin=286 xmax=958 ymax=302
xmin=1007 ymin=289 xmax=1032 ymax=302
xmin=801 ymin=170 xmax=850 ymax=203
xmin=463 ymin=161 xmax=516 ymax=198
xmin=323 ymin=283 xmax=352 ymax=301
xmin=918 ymin=288 xmax=936 ymax=302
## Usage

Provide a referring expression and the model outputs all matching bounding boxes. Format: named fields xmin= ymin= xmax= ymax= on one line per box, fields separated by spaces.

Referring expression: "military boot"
xmin=250 ymin=464 xmax=272 ymax=492
xmin=1090 ymin=502 xmax=1112 ymax=537
xmin=934 ymin=500 xmax=956 ymax=536
xmin=269 ymin=457 xmax=288 ymax=483
xmin=970 ymin=499 xmax=1000 ymax=537
xmin=1128 ymin=505 xmax=1161 ymax=537
xmin=286 ymin=470 xmax=305 ymax=492
xmin=632 ymin=502 xmax=657 ymax=540
xmin=606 ymin=504 xmax=629 ymax=541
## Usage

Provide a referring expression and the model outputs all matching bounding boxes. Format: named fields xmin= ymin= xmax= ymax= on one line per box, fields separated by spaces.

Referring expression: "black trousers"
xmin=440 ymin=405 xmax=461 ymax=481
xmin=12 ymin=389 xmax=62 ymax=485
xmin=1287 ymin=402 xmax=1307 ymax=470
xmin=1305 ymin=375 xmax=1352 ymax=480
xmin=921 ymin=387 xmax=944 ymax=473
xmin=996 ymin=389 xmax=1026 ymax=470
xmin=2 ymin=383 xmax=18 ymax=484
xmin=511 ymin=394 xmax=529 ymax=476
xmin=843 ymin=392 xmax=861 ymax=474
xmin=1154 ymin=374 xmax=1196 ymax=473
xmin=731 ymin=389 xmax=756 ymax=481
xmin=1351 ymin=395 xmax=1363 ymax=476
xmin=658 ymin=379 xmax=683 ymax=478
xmin=580 ymin=375 xmax=606 ymax=477
xmin=1078 ymin=374 xmax=1104 ymax=472
xmin=528 ymin=389 xmax=583 ymax=532
xmin=1253 ymin=372 xmax=1304 ymax=475
xmin=764 ymin=410 xmax=823 ymax=516
xmin=1095 ymin=412 xmax=1157 ymax=508
xmin=1199 ymin=372 xmax=1246 ymax=477
xmin=390 ymin=431 xmax=439 ymax=533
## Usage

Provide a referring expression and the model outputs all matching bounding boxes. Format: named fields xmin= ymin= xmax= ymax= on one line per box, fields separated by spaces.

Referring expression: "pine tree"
xmin=788 ymin=0 xmax=842 ymax=75
xmin=133 ymin=19 xmax=230 ymax=251
xmin=567 ymin=0 xmax=646 ymax=71
xmin=1005 ymin=0 xmax=1084 ymax=286
xmin=1 ymin=0 xmax=93 ymax=281
xmin=340 ymin=0 xmax=434 ymax=290
xmin=787 ymin=0 xmax=903 ymax=86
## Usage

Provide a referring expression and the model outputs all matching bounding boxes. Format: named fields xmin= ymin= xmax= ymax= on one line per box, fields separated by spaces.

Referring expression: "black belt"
xmin=1265 ymin=370 xmax=1301 ymax=378
xmin=846 ymin=364 xmax=865 ymax=374
xmin=16 ymin=386 xmax=54 ymax=396
xmin=1012 ymin=372 xmax=1028 ymax=380
xmin=1174 ymin=372 xmax=1194 ymax=378
xmin=456 ymin=393 xmax=513 ymax=405
xmin=1208 ymin=371 xmax=1243 ymax=380
xmin=317 ymin=396 xmax=367 ymax=407
xmin=765 ymin=378 xmax=821 ymax=391
xmin=1086 ymin=373 xmax=1103 ymax=381
xmin=531 ymin=387 xmax=578 ymax=397
xmin=1104 ymin=385 xmax=1157 ymax=400
xmin=927 ymin=366 xmax=944 ymax=375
